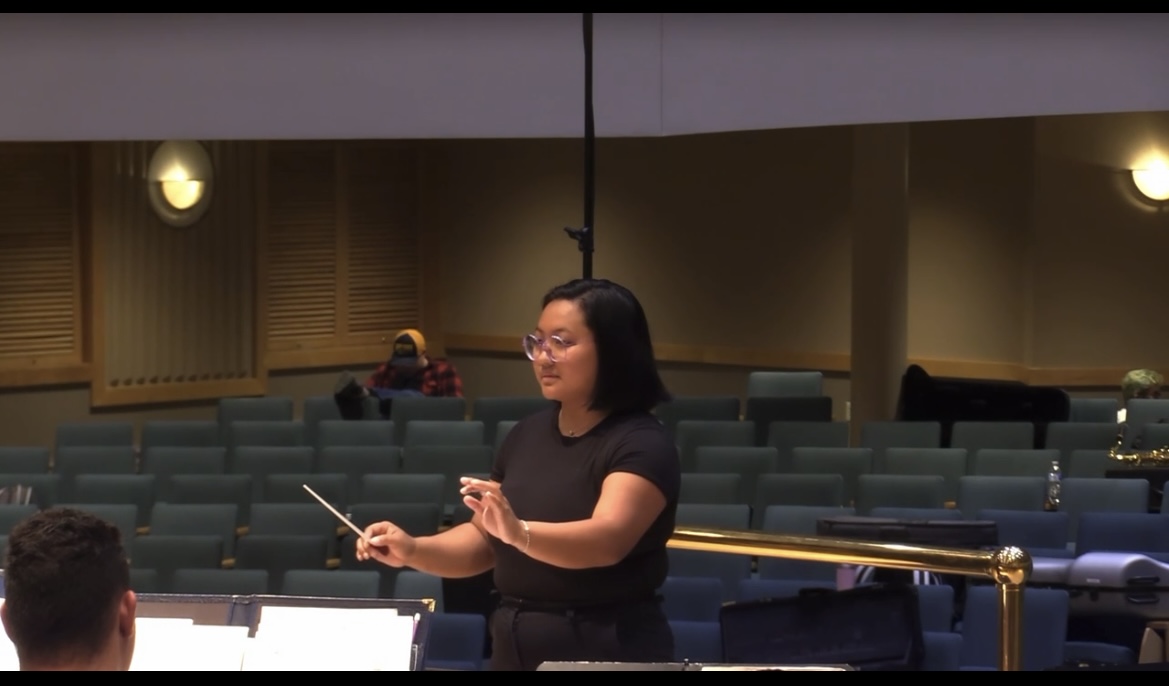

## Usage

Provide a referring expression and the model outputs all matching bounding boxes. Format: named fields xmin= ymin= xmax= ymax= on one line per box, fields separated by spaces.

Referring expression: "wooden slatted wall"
xmin=0 ymin=144 xmax=87 ymax=387
xmin=263 ymin=141 xmax=422 ymax=370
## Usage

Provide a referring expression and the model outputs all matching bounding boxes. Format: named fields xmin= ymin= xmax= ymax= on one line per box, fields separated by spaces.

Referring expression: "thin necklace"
xmin=560 ymin=410 xmax=601 ymax=437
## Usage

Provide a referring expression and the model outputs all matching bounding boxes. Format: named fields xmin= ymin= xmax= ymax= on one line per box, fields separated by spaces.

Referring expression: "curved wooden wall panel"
xmin=89 ymin=141 xmax=263 ymax=407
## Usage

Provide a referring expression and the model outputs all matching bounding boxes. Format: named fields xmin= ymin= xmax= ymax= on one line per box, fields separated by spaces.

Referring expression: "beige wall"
xmin=2 ymin=112 xmax=1168 ymax=446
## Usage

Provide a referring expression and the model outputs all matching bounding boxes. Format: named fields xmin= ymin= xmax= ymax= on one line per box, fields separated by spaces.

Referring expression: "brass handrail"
xmin=669 ymin=526 xmax=1031 ymax=672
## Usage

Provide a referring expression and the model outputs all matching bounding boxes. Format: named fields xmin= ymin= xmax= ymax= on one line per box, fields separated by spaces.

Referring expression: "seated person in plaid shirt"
xmin=335 ymin=328 xmax=463 ymax=419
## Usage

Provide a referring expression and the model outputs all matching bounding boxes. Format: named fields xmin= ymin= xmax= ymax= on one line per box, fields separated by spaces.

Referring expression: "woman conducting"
xmin=356 ymin=278 xmax=681 ymax=671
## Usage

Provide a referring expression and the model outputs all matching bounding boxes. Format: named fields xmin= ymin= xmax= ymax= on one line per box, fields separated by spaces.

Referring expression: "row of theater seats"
xmin=0 ymin=495 xmax=1158 ymax=599
xmin=657 ymin=579 xmax=1116 ymax=671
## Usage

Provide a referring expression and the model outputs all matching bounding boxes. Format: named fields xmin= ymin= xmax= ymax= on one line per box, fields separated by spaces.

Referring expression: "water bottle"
xmin=1046 ymin=460 xmax=1062 ymax=510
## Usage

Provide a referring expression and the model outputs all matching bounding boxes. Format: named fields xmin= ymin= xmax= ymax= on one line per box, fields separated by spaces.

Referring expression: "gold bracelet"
xmin=519 ymin=519 xmax=531 ymax=554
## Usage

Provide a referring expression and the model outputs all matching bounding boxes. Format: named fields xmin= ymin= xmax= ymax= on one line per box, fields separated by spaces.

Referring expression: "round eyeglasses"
xmin=523 ymin=334 xmax=574 ymax=363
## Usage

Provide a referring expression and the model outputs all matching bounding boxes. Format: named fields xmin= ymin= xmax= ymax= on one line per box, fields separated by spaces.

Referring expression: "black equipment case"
xmin=718 ymin=584 xmax=925 ymax=671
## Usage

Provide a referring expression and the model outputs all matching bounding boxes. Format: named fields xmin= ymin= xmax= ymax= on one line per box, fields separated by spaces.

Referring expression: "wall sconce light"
xmin=147 ymin=140 xmax=214 ymax=227
xmin=1132 ymin=158 xmax=1169 ymax=203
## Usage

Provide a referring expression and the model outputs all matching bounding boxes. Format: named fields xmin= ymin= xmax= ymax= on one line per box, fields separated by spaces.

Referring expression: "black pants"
xmin=488 ymin=598 xmax=674 ymax=671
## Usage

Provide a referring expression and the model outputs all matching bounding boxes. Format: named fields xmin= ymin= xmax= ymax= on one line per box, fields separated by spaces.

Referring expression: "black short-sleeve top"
xmin=487 ymin=407 xmax=681 ymax=605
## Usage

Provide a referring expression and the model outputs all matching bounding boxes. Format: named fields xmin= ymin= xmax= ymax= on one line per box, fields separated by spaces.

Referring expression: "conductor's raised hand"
xmin=354 ymin=521 xmax=416 ymax=567
xmin=460 ymin=477 xmax=525 ymax=547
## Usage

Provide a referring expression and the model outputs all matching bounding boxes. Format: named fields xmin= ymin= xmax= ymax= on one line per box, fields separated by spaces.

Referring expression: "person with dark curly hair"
xmin=1 ymin=508 xmax=137 ymax=671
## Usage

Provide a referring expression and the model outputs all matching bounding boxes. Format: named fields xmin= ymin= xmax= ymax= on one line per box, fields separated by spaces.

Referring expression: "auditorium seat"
xmin=0 ymin=504 xmax=39 ymax=536
xmin=951 ymin=421 xmax=1035 ymax=452
xmin=150 ymin=503 xmax=240 ymax=557
xmin=129 ymin=569 xmax=159 ymax=593
xmin=747 ymin=371 xmax=823 ymax=398
xmin=400 ymin=446 xmax=493 ymax=516
xmin=227 ymin=421 xmax=305 ymax=462
xmin=757 ymin=505 xmax=853 ymax=582
xmin=233 ymin=535 xmax=330 ymax=593
xmin=660 ymin=576 xmax=723 ymax=622
xmin=301 ymin=396 xmax=344 ymax=448
xmin=753 ymin=474 xmax=845 ymax=527
xmin=314 ymin=419 xmax=394 ymax=449
xmin=72 ymin=474 xmax=157 ymax=528
xmin=1141 ymin=423 xmax=1169 ymax=451
xmin=282 ymin=570 xmax=380 ymax=599
xmin=790 ymin=447 xmax=873 ymax=504
xmin=54 ymin=446 xmax=137 ymax=495
xmin=263 ymin=473 xmax=347 ymax=509
xmin=248 ymin=504 xmax=340 ymax=557
xmin=654 ymin=396 xmax=741 ymax=437
xmin=1044 ymin=422 xmax=1119 ymax=464
xmin=669 ymin=620 xmax=723 ymax=664
xmin=675 ymin=420 xmax=756 ymax=472
xmin=957 ymin=476 xmax=1047 ymax=517
xmin=140 ymin=420 xmax=221 ymax=451
xmin=1122 ymin=399 xmax=1169 ymax=448
xmin=880 ymin=448 xmax=967 ymax=502
xmin=471 ymin=396 xmax=553 ymax=446
xmin=59 ymin=503 xmax=137 ymax=555
xmin=394 ymin=570 xmax=445 ymax=612
xmin=977 ymin=509 xmax=1071 ymax=558
xmin=164 ymin=475 xmax=252 ymax=529
xmin=493 ymin=421 xmax=518 ymax=451
xmin=216 ymin=396 xmax=295 ymax=443
xmin=1060 ymin=477 xmax=1150 ymax=541
xmin=55 ymin=421 xmax=134 ymax=451
xmin=970 ymin=449 xmax=1060 ymax=478
xmin=692 ymin=446 xmax=778 ymax=504
xmin=388 ymin=397 xmax=467 ymax=445
xmin=426 ymin=613 xmax=487 ymax=671
xmin=0 ymin=447 xmax=50 ymax=474
xmin=679 ymin=473 xmax=742 ymax=505
xmin=960 ymin=586 xmax=1068 ymax=670
xmin=348 ymin=503 xmax=442 ymax=538
xmin=1074 ymin=512 xmax=1169 ymax=557
xmin=316 ymin=446 xmax=402 ymax=501
xmin=170 ymin=568 xmax=269 ymax=596
xmin=403 ymin=420 xmax=484 ymax=448
xmin=744 ymin=397 xmax=833 ymax=445
xmin=861 ymin=421 xmax=943 ymax=467
xmin=854 ymin=475 xmax=946 ymax=515
xmin=766 ymin=421 xmax=850 ymax=469
xmin=1066 ymin=449 xmax=1114 ymax=478
xmin=0 ymin=474 xmax=59 ymax=508
xmin=141 ymin=446 xmax=227 ymax=478
xmin=669 ymin=504 xmax=753 ymax=600
xmin=231 ymin=447 xmax=314 ymax=500
xmin=359 ymin=474 xmax=444 ymax=509
xmin=1068 ymin=398 xmax=1120 ymax=424
xmin=131 ymin=535 xmax=225 ymax=589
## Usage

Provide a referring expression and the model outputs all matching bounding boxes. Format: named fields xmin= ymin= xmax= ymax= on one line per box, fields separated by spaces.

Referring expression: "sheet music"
xmin=244 ymin=606 xmax=415 ymax=671
xmin=129 ymin=618 xmax=197 ymax=671
xmin=0 ymin=626 xmax=18 ymax=671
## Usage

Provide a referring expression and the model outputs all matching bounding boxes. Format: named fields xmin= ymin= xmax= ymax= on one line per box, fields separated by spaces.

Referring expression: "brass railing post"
xmin=989 ymin=546 xmax=1031 ymax=672
xmin=668 ymin=527 xmax=1032 ymax=671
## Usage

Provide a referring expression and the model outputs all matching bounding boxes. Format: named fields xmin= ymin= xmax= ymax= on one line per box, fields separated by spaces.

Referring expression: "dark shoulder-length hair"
xmin=542 ymin=278 xmax=671 ymax=414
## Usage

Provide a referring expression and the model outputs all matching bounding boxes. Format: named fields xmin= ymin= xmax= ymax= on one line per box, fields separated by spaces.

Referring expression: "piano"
xmin=896 ymin=364 xmax=1071 ymax=448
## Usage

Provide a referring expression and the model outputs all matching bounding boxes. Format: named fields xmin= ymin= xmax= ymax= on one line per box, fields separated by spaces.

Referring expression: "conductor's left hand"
xmin=460 ymin=477 xmax=525 ymax=548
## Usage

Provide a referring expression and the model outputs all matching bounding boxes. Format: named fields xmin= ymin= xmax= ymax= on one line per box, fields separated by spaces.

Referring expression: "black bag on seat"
xmin=719 ymin=584 xmax=925 ymax=671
